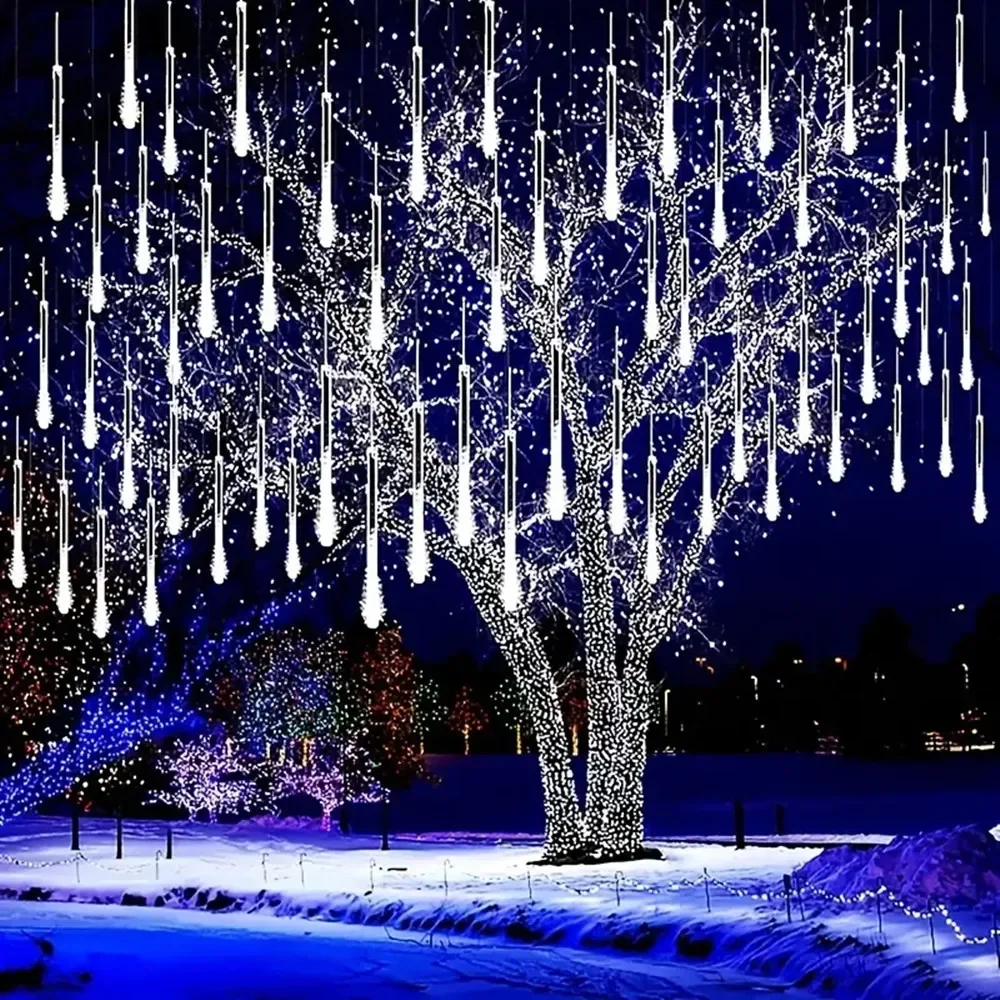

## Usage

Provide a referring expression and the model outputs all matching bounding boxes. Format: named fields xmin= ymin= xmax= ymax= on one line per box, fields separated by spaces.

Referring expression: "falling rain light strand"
xmin=660 ymin=14 xmax=678 ymax=179
xmin=136 ymin=106 xmax=151 ymax=275
xmin=409 ymin=0 xmax=427 ymax=204
xmin=974 ymin=381 xmax=987 ymax=523
xmin=940 ymin=335 xmax=954 ymax=478
xmin=36 ymin=261 xmax=52 ymax=430
xmin=481 ymin=0 xmax=498 ymax=158
xmin=199 ymin=132 xmax=217 ymax=338
xmin=894 ymin=12 xmax=909 ymax=183
xmin=919 ymin=244 xmax=932 ymax=386
xmin=232 ymin=1 xmax=250 ymax=157
xmin=90 ymin=144 xmax=105 ymax=315
xmin=829 ymin=316 xmax=845 ymax=483
xmin=409 ymin=343 xmax=429 ymax=585
xmin=842 ymin=0 xmax=857 ymax=155
xmin=120 ymin=0 xmax=139 ymax=129
xmin=318 ymin=40 xmax=334 ymax=248
xmin=609 ymin=329 xmax=626 ymax=536
xmin=121 ymin=339 xmax=137 ymax=511
xmin=531 ymin=80 xmax=548 ymax=287
xmin=47 ymin=15 xmax=68 ymax=222
xmin=163 ymin=2 xmax=178 ymax=177
xmin=502 ymin=370 xmax=520 ymax=612
xmin=954 ymin=1 xmax=967 ymax=123
xmin=645 ymin=416 xmax=660 ymax=584
xmin=212 ymin=414 xmax=228 ymax=585
xmin=10 ymin=420 xmax=25 ymax=590
xmin=548 ymin=292 xmax=567 ymax=521
xmin=941 ymin=132 xmax=954 ymax=275
xmin=603 ymin=15 xmax=621 ymax=222
xmin=362 ymin=400 xmax=384 ymax=628
xmin=700 ymin=361 xmax=714 ymax=537
xmin=456 ymin=302 xmax=474 ymax=547
xmin=758 ymin=0 xmax=773 ymax=160
xmin=94 ymin=471 xmax=109 ymax=639
xmin=891 ymin=350 xmax=905 ymax=493
xmin=961 ymin=248 xmax=974 ymax=391
xmin=253 ymin=378 xmax=270 ymax=550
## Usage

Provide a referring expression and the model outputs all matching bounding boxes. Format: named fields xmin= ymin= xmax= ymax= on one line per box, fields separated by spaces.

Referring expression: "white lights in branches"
xmin=199 ymin=131 xmax=217 ymax=338
xmin=57 ymin=440 xmax=73 ymax=616
xmin=894 ymin=12 xmax=909 ymax=183
xmin=765 ymin=363 xmax=780 ymax=522
xmin=318 ymin=40 xmax=335 ymax=247
xmin=974 ymin=379 xmax=987 ymax=523
xmin=409 ymin=0 xmax=427 ymax=204
xmin=143 ymin=462 xmax=160 ymax=627
xmin=83 ymin=303 xmax=98 ymax=451
xmin=797 ymin=276 xmax=812 ymax=444
xmin=91 ymin=144 xmax=105 ymax=314
xmin=982 ymin=133 xmax=992 ymax=237
xmin=796 ymin=81 xmax=811 ymax=249
xmin=758 ymin=0 xmax=773 ymax=160
xmin=488 ymin=156 xmax=505 ymax=352
xmin=36 ymin=260 xmax=52 ymax=431
xmin=918 ymin=244 xmax=932 ymax=386
xmin=481 ymin=0 xmax=498 ymax=159
xmin=285 ymin=431 xmax=301 ymax=580
xmin=531 ymin=80 xmax=548 ymax=287
xmin=167 ymin=219 xmax=182 ymax=385
xmin=10 ymin=419 xmax=25 ymax=590
xmin=645 ymin=416 xmax=660 ymax=585
xmin=502 ymin=367 xmax=520 ymax=612
xmin=362 ymin=399 xmax=384 ymax=629
xmin=678 ymin=195 xmax=692 ymax=366
xmin=860 ymin=243 xmax=876 ymax=404
xmin=961 ymin=247 xmax=974 ymax=391
xmin=609 ymin=328 xmax=626 ymax=536
xmin=94 ymin=470 xmax=110 ymax=639
xmin=136 ymin=106 xmax=151 ymax=275
xmin=167 ymin=389 xmax=182 ymax=536
xmin=233 ymin=1 xmax=250 ymax=158
xmin=712 ymin=80 xmax=728 ymax=249
xmin=456 ymin=302 xmax=475 ymax=546
xmin=732 ymin=324 xmax=747 ymax=483
xmin=699 ymin=360 xmax=714 ymax=537
xmin=211 ymin=413 xmax=228 ymax=585
xmin=369 ymin=146 xmax=385 ymax=352
xmin=253 ymin=377 xmax=270 ymax=549
xmin=891 ymin=349 xmax=905 ymax=493
xmin=954 ymin=1 xmax=968 ymax=123
xmin=829 ymin=315 xmax=845 ymax=483
xmin=163 ymin=2 xmax=178 ymax=177
xmin=603 ymin=14 xmax=621 ymax=222
xmin=842 ymin=0 xmax=857 ymax=155
xmin=660 ymin=13 xmax=678 ymax=180
xmin=120 ymin=337 xmax=137 ymax=511
xmin=259 ymin=142 xmax=278 ymax=333
xmin=48 ymin=15 xmax=68 ymax=222
xmin=316 ymin=310 xmax=337 ymax=546
xmin=940 ymin=335 xmax=954 ymax=478
xmin=644 ymin=179 xmax=659 ymax=342
xmin=941 ymin=133 xmax=954 ymax=275
xmin=894 ymin=184 xmax=908 ymax=340
xmin=409 ymin=341 xmax=430 ymax=585
xmin=548 ymin=289 xmax=567 ymax=521
xmin=120 ymin=0 xmax=139 ymax=129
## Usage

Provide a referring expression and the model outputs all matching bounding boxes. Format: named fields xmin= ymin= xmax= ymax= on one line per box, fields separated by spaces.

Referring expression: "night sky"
xmin=0 ymin=0 xmax=997 ymax=674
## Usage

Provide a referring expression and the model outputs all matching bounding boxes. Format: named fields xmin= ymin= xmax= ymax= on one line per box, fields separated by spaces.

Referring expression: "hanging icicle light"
xmin=167 ymin=389 xmax=182 ymax=536
xmin=765 ymin=363 xmax=781 ymax=522
xmin=121 ymin=337 xmax=137 ymax=511
xmin=609 ymin=328 xmax=626 ymax=536
xmin=982 ymin=132 xmax=992 ymax=237
xmin=456 ymin=301 xmax=475 ymax=546
xmin=211 ymin=413 xmax=228 ymax=585
xmin=318 ymin=40 xmax=334 ymax=247
xmin=482 ymin=0 xmax=498 ymax=158
xmin=894 ymin=183 xmax=909 ymax=340
xmin=603 ymin=13 xmax=620 ymax=222
xmin=136 ymin=105 xmax=151 ymax=275
xmin=167 ymin=218 xmax=182 ymax=386
xmin=91 ymin=143 xmax=105 ymax=315
xmin=891 ymin=349 xmax=905 ymax=493
xmin=700 ymin=360 xmax=715 ymax=536
xmin=531 ymin=80 xmax=548 ymax=287
xmin=233 ymin=1 xmax=250 ymax=157
xmin=758 ymin=0 xmax=773 ymax=160
xmin=316 ymin=308 xmax=337 ymax=546
xmin=48 ymin=15 xmax=68 ymax=222
xmin=361 ymin=397 xmax=384 ymax=628
xmin=10 ymin=419 xmax=25 ymax=590
xmin=163 ymin=1 xmax=178 ymax=176
xmin=369 ymin=146 xmax=385 ymax=351
xmin=120 ymin=0 xmax=138 ymax=129
xmin=954 ymin=1 xmax=968 ymax=123
xmin=679 ymin=195 xmax=693 ymax=366
xmin=861 ymin=241 xmax=876 ymax=404
xmin=940 ymin=335 xmax=954 ymax=478
xmin=36 ymin=260 xmax=52 ymax=431
xmin=409 ymin=341 xmax=430 ymax=584
xmin=941 ymin=133 xmax=955 ymax=274
xmin=199 ymin=131 xmax=217 ymax=338
xmin=645 ymin=414 xmax=660 ymax=584
xmin=796 ymin=79 xmax=811 ymax=248
xmin=83 ymin=302 xmax=98 ymax=451
xmin=842 ymin=0 xmax=857 ymax=155
xmin=548 ymin=288 xmax=567 ymax=521
xmin=795 ymin=278 xmax=812 ymax=443
xmin=961 ymin=246 xmax=974 ymax=391
xmin=732 ymin=323 xmax=747 ymax=483
xmin=645 ymin=179 xmax=659 ymax=342
xmin=712 ymin=79 xmax=728 ymax=250
xmin=894 ymin=12 xmax=909 ymax=183
xmin=502 ymin=366 xmax=521 ymax=612
xmin=253 ymin=377 xmax=269 ymax=549
xmin=286 ymin=431 xmax=301 ymax=580
xmin=57 ymin=440 xmax=72 ymax=615
xmin=919 ymin=244 xmax=932 ymax=386
xmin=259 ymin=141 xmax=278 ymax=333
xmin=660 ymin=11 xmax=678 ymax=179
xmin=974 ymin=379 xmax=987 ymax=523
xmin=409 ymin=0 xmax=427 ymax=203
xmin=488 ymin=155 xmax=506 ymax=352
xmin=829 ymin=314 xmax=845 ymax=483
xmin=143 ymin=461 xmax=159 ymax=627
xmin=94 ymin=470 xmax=109 ymax=639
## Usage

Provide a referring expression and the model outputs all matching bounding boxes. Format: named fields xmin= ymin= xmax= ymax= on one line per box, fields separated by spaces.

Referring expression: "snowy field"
xmin=0 ymin=817 xmax=998 ymax=999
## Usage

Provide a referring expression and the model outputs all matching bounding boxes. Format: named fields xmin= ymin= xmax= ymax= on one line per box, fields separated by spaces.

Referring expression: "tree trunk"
xmin=463 ymin=726 xmax=470 ymax=756
xmin=338 ymin=802 xmax=351 ymax=834
xmin=600 ymin=723 xmax=647 ymax=858
xmin=515 ymin=723 xmax=522 ymax=755
xmin=380 ymin=790 xmax=389 ymax=851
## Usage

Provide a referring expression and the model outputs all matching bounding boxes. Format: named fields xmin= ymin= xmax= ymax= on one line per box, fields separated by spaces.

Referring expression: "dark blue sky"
xmin=0 ymin=0 xmax=997 ymax=672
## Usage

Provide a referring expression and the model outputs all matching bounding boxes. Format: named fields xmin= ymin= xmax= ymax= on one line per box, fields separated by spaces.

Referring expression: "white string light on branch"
xmin=259 ymin=141 xmax=278 ymax=333
xmin=199 ymin=131 xmax=217 ymax=338
xmin=409 ymin=0 xmax=427 ymax=203
xmin=143 ymin=461 xmax=159 ymax=627
xmin=982 ymin=132 xmax=992 ymax=237
xmin=36 ymin=260 xmax=52 ymax=431
xmin=961 ymin=246 xmax=974 ymax=390
xmin=362 ymin=397 xmax=384 ymax=628
xmin=954 ymin=0 xmax=967 ymax=123
xmin=120 ymin=337 xmax=137 ymax=511
xmin=167 ymin=389 xmax=182 ymax=536
xmin=316 ymin=309 xmax=337 ymax=546
xmin=842 ymin=0 xmax=857 ymax=155
xmin=829 ymin=314 xmax=845 ymax=483
xmin=547 ymin=288 xmax=567 ymax=521
xmin=758 ymin=0 xmax=773 ymax=160
xmin=891 ymin=349 xmax=905 ymax=493
xmin=48 ymin=15 xmax=68 ymax=222
xmin=502 ymin=366 xmax=520 ymax=612
xmin=531 ymin=80 xmax=548 ymax=287
xmin=57 ymin=440 xmax=72 ymax=616
xmin=974 ymin=379 xmax=987 ymax=523
xmin=253 ymin=377 xmax=269 ymax=549
xmin=10 ymin=419 xmax=25 ymax=590
xmin=894 ymin=183 xmax=908 ymax=340
xmin=482 ymin=0 xmax=498 ymax=158
xmin=609 ymin=327 xmax=626 ymax=536
xmin=318 ymin=40 xmax=334 ymax=247
xmin=645 ymin=415 xmax=660 ymax=584
xmin=135 ymin=105 xmax=151 ymax=275
xmin=83 ymin=303 xmax=98 ymax=451
xmin=941 ymin=132 xmax=954 ymax=274
xmin=285 ymin=430 xmax=301 ymax=580
xmin=456 ymin=301 xmax=474 ymax=546
xmin=93 ymin=470 xmax=109 ymax=639
xmin=603 ymin=14 xmax=620 ymax=221
xmin=645 ymin=179 xmax=659 ymax=341
xmin=233 ymin=1 xmax=250 ymax=157
xmin=163 ymin=1 xmax=178 ymax=176
xmin=940 ymin=335 xmax=954 ymax=478
xmin=488 ymin=155 xmax=505 ymax=352
xmin=369 ymin=146 xmax=385 ymax=351
xmin=409 ymin=340 xmax=430 ymax=585
xmin=797 ymin=275 xmax=812 ymax=444
xmin=894 ymin=11 xmax=909 ymax=183
xmin=660 ymin=12 xmax=678 ymax=179
xmin=700 ymin=360 xmax=714 ymax=536
xmin=918 ymin=244 xmax=932 ymax=386
xmin=90 ymin=144 xmax=105 ymax=314
xmin=120 ymin=0 xmax=138 ymax=129
xmin=712 ymin=79 xmax=728 ymax=249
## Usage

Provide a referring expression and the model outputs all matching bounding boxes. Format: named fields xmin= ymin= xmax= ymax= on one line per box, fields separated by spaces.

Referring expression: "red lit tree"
xmin=448 ymin=686 xmax=489 ymax=756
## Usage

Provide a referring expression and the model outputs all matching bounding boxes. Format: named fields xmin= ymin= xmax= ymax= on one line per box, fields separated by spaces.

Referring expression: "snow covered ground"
xmin=0 ymin=817 xmax=998 ymax=999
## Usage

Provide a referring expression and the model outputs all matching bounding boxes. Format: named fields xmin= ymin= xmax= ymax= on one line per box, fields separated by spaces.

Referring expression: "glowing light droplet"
xmin=93 ymin=470 xmax=109 ymax=639
xmin=829 ymin=315 xmax=845 ymax=483
xmin=918 ymin=244 xmax=932 ymax=386
xmin=982 ymin=132 xmax=992 ymax=238
xmin=700 ymin=361 xmax=715 ymax=537
xmin=548 ymin=289 xmax=567 ymax=521
xmin=481 ymin=0 xmax=498 ymax=158
xmin=253 ymin=377 xmax=270 ymax=550
xmin=609 ymin=328 xmax=626 ymax=536
xmin=48 ymin=16 xmax=68 ymax=222
xmin=712 ymin=80 xmax=728 ymax=249
xmin=120 ymin=338 xmax=137 ymax=511
xmin=232 ymin=1 xmax=250 ymax=157
xmin=941 ymin=133 xmax=954 ymax=274
xmin=83 ymin=302 xmax=98 ymax=451
xmin=758 ymin=0 xmax=773 ymax=160
xmin=318 ymin=40 xmax=334 ymax=247
xmin=361 ymin=398 xmax=384 ymax=628
xmin=894 ymin=12 xmax=909 ymax=183
xmin=143 ymin=462 xmax=159 ymax=627
xmin=456 ymin=302 xmax=475 ymax=546
xmin=259 ymin=142 xmax=278 ymax=333
xmin=645 ymin=415 xmax=660 ymax=584
xmin=860 ymin=245 xmax=876 ymax=404
xmin=409 ymin=0 xmax=427 ymax=203
xmin=842 ymin=0 xmax=857 ymax=155
xmin=765 ymin=365 xmax=781 ymax=522
xmin=954 ymin=1 xmax=968 ymax=123
xmin=940 ymin=335 xmax=954 ymax=478
xmin=211 ymin=413 xmax=228 ymax=585
xmin=678 ymin=196 xmax=692 ymax=366
xmin=891 ymin=350 xmax=905 ymax=493
xmin=369 ymin=146 xmax=385 ymax=352
xmin=894 ymin=183 xmax=909 ymax=340
xmin=660 ymin=14 xmax=678 ymax=179
xmin=797 ymin=276 xmax=812 ymax=444
xmin=796 ymin=80 xmax=811 ymax=248
xmin=732 ymin=325 xmax=747 ymax=483
xmin=644 ymin=180 xmax=659 ymax=342
xmin=36 ymin=260 xmax=53 ymax=431
xmin=167 ymin=389 xmax=182 ymax=536
xmin=603 ymin=14 xmax=620 ymax=222
xmin=90 ymin=144 xmax=105 ymax=314
xmin=167 ymin=218 xmax=182 ymax=386
xmin=10 ymin=419 xmax=26 ymax=590
xmin=409 ymin=342 xmax=429 ymax=585
xmin=135 ymin=106 xmax=151 ymax=274
xmin=199 ymin=132 xmax=217 ymax=338
xmin=120 ymin=0 xmax=138 ymax=129
xmin=316 ymin=310 xmax=337 ymax=547
xmin=531 ymin=80 xmax=548 ymax=287
xmin=286 ymin=431 xmax=301 ymax=581
xmin=961 ymin=247 xmax=974 ymax=391
xmin=56 ymin=440 xmax=73 ymax=616
xmin=163 ymin=2 xmax=178 ymax=176
xmin=974 ymin=379 xmax=987 ymax=523
xmin=488 ymin=156 xmax=505 ymax=352
xmin=502 ymin=367 xmax=520 ymax=612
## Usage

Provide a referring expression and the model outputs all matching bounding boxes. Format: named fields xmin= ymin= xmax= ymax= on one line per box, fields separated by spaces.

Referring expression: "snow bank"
xmin=798 ymin=825 xmax=1000 ymax=908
